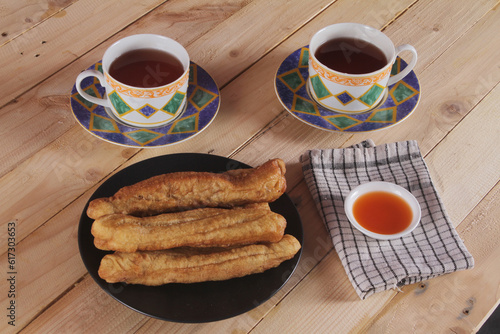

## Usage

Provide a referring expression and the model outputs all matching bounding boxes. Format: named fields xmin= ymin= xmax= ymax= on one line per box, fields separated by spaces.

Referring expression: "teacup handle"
xmin=387 ymin=44 xmax=418 ymax=86
xmin=75 ymin=70 xmax=112 ymax=108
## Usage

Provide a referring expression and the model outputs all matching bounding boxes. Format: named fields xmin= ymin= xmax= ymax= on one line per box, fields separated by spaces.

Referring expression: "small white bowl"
xmin=344 ymin=181 xmax=421 ymax=240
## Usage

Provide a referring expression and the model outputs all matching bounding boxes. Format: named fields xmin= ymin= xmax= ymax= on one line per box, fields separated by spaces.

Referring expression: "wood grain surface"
xmin=1 ymin=0 xmax=499 ymax=333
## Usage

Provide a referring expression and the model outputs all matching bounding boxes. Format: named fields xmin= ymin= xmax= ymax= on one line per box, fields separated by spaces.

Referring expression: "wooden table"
xmin=1 ymin=0 xmax=499 ymax=333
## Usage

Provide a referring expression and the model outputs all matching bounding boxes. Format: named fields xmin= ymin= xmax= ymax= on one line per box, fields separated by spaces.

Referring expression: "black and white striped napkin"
xmin=301 ymin=140 xmax=474 ymax=300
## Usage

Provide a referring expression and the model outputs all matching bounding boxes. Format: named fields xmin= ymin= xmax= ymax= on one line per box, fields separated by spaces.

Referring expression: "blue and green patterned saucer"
xmin=71 ymin=62 xmax=220 ymax=147
xmin=275 ymin=46 xmax=420 ymax=132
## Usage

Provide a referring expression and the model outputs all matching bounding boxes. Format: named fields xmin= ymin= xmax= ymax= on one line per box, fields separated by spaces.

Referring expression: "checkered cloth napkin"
xmin=301 ymin=140 xmax=474 ymax=300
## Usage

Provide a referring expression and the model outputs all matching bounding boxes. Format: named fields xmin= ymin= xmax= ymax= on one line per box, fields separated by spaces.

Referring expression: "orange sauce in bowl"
xmin=352 ymin=191 xmax=413 ymax=235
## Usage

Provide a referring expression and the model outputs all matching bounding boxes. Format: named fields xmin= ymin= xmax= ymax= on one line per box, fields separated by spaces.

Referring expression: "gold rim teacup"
xmin=308 ymin=23 xmax=417 ymax=114
xmin=76 ymin=34 xmax=190 ymax=128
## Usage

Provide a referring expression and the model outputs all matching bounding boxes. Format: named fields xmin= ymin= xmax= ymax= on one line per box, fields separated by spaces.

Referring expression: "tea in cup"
xmin=308 ymin=23 xmax=417 ymax=114
xmin=76 ymin=34 xmax=190 ymax=127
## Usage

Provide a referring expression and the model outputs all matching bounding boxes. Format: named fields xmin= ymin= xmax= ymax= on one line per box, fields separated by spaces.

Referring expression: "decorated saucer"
xmin=71 ymin=62 xmax=220 ymax=147
xmin=275 ymin=46 xmax=420 ymax=132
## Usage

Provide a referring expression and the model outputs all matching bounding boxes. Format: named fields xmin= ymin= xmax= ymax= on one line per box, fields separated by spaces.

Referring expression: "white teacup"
xmin=76 ymin=34 xmax=190 ymax=128
xmin=308 ymin=23 xmax=417 ymax=114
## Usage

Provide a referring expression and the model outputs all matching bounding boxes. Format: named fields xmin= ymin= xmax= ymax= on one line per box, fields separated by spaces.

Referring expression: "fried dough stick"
xmin=92 ymin=206 xmax=286 ymax=252
xmin=87 ymin=159 xmax=286 ymax=219
xmin=98 ymin=234 xmax=301 ymax=285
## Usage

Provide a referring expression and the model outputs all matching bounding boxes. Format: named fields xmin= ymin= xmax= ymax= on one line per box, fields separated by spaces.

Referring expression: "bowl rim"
xmin=344 ymin=181 xmax=422 ymax=240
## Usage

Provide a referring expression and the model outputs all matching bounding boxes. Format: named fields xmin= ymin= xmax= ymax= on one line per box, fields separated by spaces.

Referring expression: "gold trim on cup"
xmin=309 ymin=56 xmax=391 ymax=87
xmin=104 ymin=70 xmax=190 ymax=98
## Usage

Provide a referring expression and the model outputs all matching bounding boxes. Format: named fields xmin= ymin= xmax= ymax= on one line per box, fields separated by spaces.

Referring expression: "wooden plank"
xmin=0 ymin=0 xmax=252 ymax=177
xmin=17 ymin=174 xmax=332 ymax=334
xmin=0 ymin=0 xmax=256 ymax=249
xmin=386 ymin=0 xmax=497 ymax=74
xmin=0 ymin=0 xmax=335 ymax=176
xmin=424 ymin=90 xmax=500 ymax=225
xmin=0 ymin=188 xmax=92 ymax=331
xmin=19 ymin=276 xmax=149 ymax=334
xmin=1 ymin=0 xmax=257 ymax=328
xmin=249 ymin=62 xmax=500 ymax=334
xmin=359 ymin=72 xmax=500 ymax=333
xmin=0 ymin=0 xmax=335 ymax=248
xmin=13 ymin=1 xmax=416 ymax=332
xmin=3 ymin=0 xmax=268 ymax=321
xmin=0 ymin=0 xmax=77 ymax=46
xmin=251 ymin=183 xmax=500 ymax=333
xmin=223 ymin=1 xmax=500 ymax=332
xmin=10 ymin=0 xmax=500 ymax=332
xmin=352 ymin=0 xmax=500 ymax=155
xmin=0 ymin=125 xmax=133 ymax=250
xmin=251 ymin=233 xmax=398 ymax=333
xmin=232 ymin=0 xmax=500 ymax=193
xmin=185 ymin=0 xmax=334 ymax=85
xmin=6 ymin=158 xmax=325 ymax=332
xmin=364 ymin=183 xmax=500 ymax=333
xmin=0 ymin=0 xmax=168 ymax=107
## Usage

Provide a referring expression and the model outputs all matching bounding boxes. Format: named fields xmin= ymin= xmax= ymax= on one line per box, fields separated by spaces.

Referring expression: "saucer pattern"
xmin=275 ymin=47 xmax=420 ymax=132
xmin=71 ymin=62 xmax=219 ymax=147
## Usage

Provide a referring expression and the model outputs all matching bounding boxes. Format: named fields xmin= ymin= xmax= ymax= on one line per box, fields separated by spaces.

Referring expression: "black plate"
xmin=78 ymin=153 xmax=303 ymax=323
